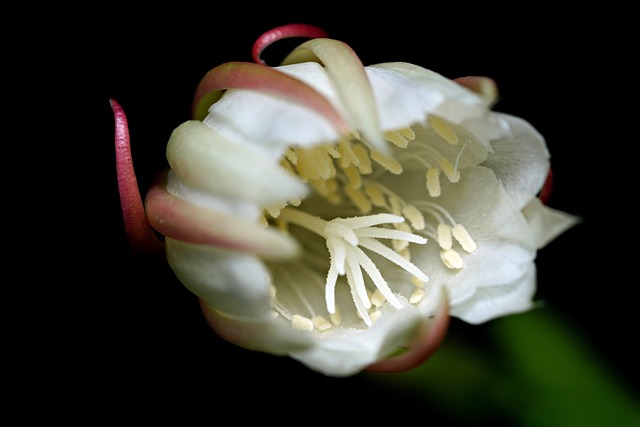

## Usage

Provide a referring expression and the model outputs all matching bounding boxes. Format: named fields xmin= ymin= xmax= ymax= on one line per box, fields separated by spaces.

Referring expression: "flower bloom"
xmin=114 ymin=25 xmax=578 ymax=377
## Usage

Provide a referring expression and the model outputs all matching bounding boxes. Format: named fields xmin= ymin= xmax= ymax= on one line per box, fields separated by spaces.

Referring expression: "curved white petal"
xmin=481 ymin=114 xmax=551 ymax=209
xmin=289 ymin=306 xmax=424 ymax=376
xmin=166 ymin=238 xmax=274 ymax=319
xmin=383 ymin=166 xmax=537 ymax=314
xmin=449 ymin=263 xmax=537 ymax=324
xmin=203 ymin=63 xmax=343 ymax=159
xmin=522 ymin=197 xmax=582 ymax=248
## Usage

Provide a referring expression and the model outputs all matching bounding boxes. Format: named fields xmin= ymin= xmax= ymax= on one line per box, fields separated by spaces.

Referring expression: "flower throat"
xmin=265 ymin=119 xmax=477 ymax=331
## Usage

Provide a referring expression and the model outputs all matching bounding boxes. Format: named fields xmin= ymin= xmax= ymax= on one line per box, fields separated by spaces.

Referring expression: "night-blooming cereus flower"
xmin=114 ymin=24 xmax=579 ymax=377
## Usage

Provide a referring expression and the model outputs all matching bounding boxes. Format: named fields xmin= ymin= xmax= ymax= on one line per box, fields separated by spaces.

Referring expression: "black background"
xmin=32 ymin=6 xmax=636 ymax=424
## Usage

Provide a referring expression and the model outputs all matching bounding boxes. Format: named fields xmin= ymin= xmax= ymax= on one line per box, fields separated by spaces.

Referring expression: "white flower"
xmin=126 ymin=27 xmax=578 ymax=377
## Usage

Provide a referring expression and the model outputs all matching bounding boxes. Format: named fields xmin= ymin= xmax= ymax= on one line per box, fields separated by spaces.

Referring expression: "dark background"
xmin=38 ymin=6 xmax=635 ymax=424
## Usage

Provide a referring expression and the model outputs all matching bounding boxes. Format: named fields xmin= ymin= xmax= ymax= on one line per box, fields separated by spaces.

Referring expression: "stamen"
xmin=429 ymin=115 xmax=459 ymax=145
xmin=402 ymin=205 xmax=425 ymax=230
xmin=426 ymin=167 xmax=441 ymax=197
xmin=440 ymin=249 xmax=463 ymax=269
xmin=292 ymin=314 xmax=315 ymax=331
xmin=452 ymin=224 xmax=477 ymax=253
xmin=352 ymin=143 xmax=372 ymax=174
xmin=364 ymin=183 xmax=387 ymax=207
xmin=437 ymin=223 xmax=453 ymax=250
xmin=384 ymin=130 xmax=409 ymax=148
xmin=438 ymin=158 xmax=461 ymax=183
xmin=410 ymin=288 xmax=425 ymax=304
xmin=312 ymin=315 xmax=332 ymax=331
xmin=370 ymin=150 xmax=403 ymax=174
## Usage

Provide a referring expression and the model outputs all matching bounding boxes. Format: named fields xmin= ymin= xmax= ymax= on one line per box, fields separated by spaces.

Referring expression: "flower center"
xmin=265 ymin=119 xmax=477 ymax=331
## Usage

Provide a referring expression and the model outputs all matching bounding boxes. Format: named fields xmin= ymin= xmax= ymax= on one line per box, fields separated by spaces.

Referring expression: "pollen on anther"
xmin=291 ymin=314 xmax=315 ymax=331
xmin=440 ymin=249 xmax=463 ymax=269
xmin=437 ymin=223 xmax=453 ymax=250
xmin=410 ymin=288 xmax=425 ymax=304
xmin=452 ymin=223 xmax=477 ymax=253
xmin=312 ymin=315 xmax=332 ymax=331
xmin=384 ymin=130 xmax=409 ymax=148
xmin=371 ymin=150 xmax=403 ymax=174
xmin=430 ymin=116 xmax=459 ymax=145
xmin=402 ymin=205 xmax=425 ymax=230
xmin=371 ymin=289 xmax=386 ymax=307
xmin=439 ymin=159 xmax=460 ymax=183
xmin=364 ymin=184 xmax=386 ymax=207
xmin=426 ymin=167 xmax=441 ymax=197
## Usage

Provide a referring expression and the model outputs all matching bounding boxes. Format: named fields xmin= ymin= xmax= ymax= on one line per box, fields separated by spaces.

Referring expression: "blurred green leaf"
xmin=363 ymin=308 xmax=640 ymax=427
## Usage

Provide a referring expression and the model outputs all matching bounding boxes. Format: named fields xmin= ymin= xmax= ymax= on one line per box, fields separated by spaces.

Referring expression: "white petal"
xmin=166 ymin=238 xmax=273 ymax=319
xmin=450 ymin=263 xmax=537 ymax=324
xmin=383 ymin=166 xmax=537 ymax=308
xmin=522 ymin=198 xmax=582 ymax=248
xmin=481 ymin=114 xmax=551 ymax=209
xmin=203 ymin=63 xmax=342 ymax=159
xmin=200 ymin=302 xmax=315 ymax=355
xmin=368 ymin=63 xmax=490 ymax=127
xmin=289 ymin=306 xmax=423 ymax=377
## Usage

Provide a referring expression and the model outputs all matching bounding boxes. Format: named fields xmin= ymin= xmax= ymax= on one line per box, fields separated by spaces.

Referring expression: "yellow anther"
xmin=410 ymin=288 xmax=425 ymax=304
xmin=343 ymin=165 xmax=362 ymax=189
xmin=312 ymin=315 xmax=332 ymax=331
xmin=389 ymin=196 xmax=403 ymax=216
xmin=440 ymin=249 xmax=464 ymax=269
xmin=371 ymin=289 xmax=386 ymax=307
xmin=291 ymin=314 xmax=315 ymax=331
xmin=345 ymin=185 xmax=372 ymax=214
xmin=398 ymin=127 xmax=416 ymax=141
xmin=411 ymin=276 xmax=425 ymax=288
xmin=338 ymin=139 xmax=359 ymax=168
xmin=384 ymin=130 xmax=409 ymax=148
xmin=437 ymin=223 xmax=453 ymax=250
xmin=352 ymin=143 xmax=372 ymax=174
xmin=329 ymin=310 xmax=342 ymax=326
xmin=370 ymin=309 xmax=382 ymax=324
xmin=285 ymin=148 xmax=298 ymax=164
xmin=430 ymin=115 xmax=459 ymax=145
xmin=426 ymin=167 xmax=442 ymax=197
xmin=364 ymin=183 xmax=386 ymax=207
xmin=371 ymin=150 xmax=403 ymax=174
xmin=452 ymin=223 xmax=477 ymax=252
xmin=439 ymin=158 xmax=460 ymax=183
xmin=402 ymin=204 xmax=425 ymax=230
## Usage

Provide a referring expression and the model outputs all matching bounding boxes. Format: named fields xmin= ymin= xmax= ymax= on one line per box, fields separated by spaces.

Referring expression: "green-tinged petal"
xmin=522 ymin=198 xmax=582 ymax=249
xmin=281 ymin=38 xmax=388 ymax=153
xmin=167 ymin=120 xmax=307 ymax=204
xmin=482 ymin=114 xmax=551 ymax=210
xmin=146 ymin=179 xmax=300 ymax=260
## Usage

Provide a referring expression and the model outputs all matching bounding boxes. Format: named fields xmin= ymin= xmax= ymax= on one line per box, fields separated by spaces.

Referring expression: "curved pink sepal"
xmin=111 ymin=98 xmax=165 ymax=257
xmin=252 ymin=23 xmax=329 ymax=65
xmin=365 ymin=295 xmax=450 ymax=373
xmin=145 ymin=176 xmax=298 ymax=258
xmin=191 ymin=61 xmax=349 ymax=136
